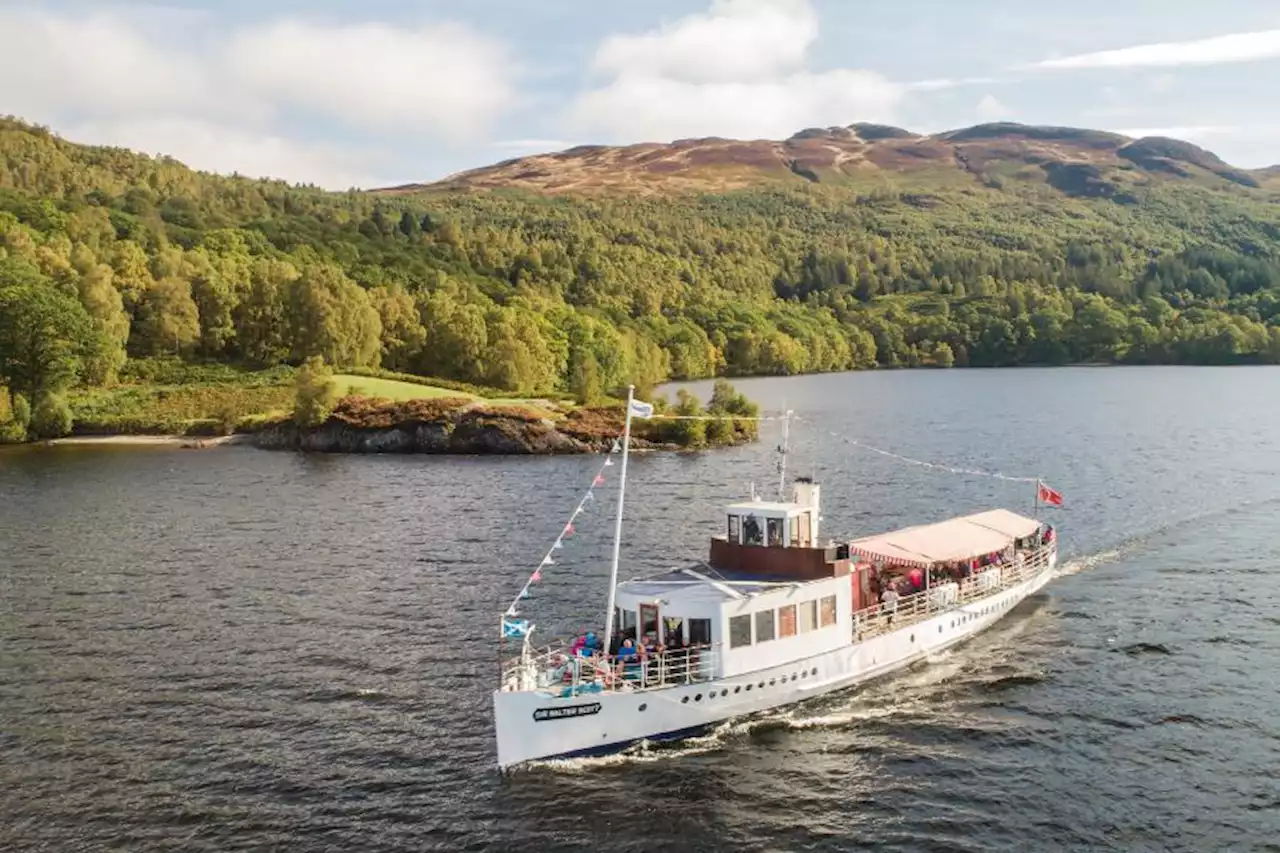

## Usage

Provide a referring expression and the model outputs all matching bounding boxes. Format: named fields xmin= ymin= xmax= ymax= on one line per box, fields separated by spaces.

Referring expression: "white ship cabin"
xmin=611 ymin=478 xmax=852 ymax=678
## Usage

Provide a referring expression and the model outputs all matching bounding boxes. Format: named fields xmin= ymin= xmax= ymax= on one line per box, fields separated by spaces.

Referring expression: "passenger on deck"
xmin=881 ymin=585 xmax=900 ymax=624
xmin=616 ymin=637 xmax=642 ymax=681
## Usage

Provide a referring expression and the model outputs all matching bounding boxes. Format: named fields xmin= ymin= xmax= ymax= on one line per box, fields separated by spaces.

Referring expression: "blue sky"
xmin=2 ymin=0 xmax=1279 ymax=188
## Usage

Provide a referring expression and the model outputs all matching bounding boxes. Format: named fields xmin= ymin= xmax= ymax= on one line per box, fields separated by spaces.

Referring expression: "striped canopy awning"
xmin=849 ymin=509 xmax=1039 ymax=569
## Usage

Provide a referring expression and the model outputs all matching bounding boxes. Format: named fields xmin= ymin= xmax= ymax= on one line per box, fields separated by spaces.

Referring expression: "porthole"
xmin=758 ymin=681 xmax=765 ymax=689
xmin=639 ymin=703 xmax=648 ymax=712
xmin=734 ymin=686 xmax=741 ymax=694
xmin=938 ymin=626 xmax=943 ymax=633
xmin=682 ymin=696 xmax=689 ymax=704
xmin=721 ymin=689 xmax=728 ymax=697
xmin=811 ymin=668 xmax=818 ymax=677
xmin=769 ymin=678 xmax=776 ymax=686
xmin=695 ymin=693 xmax=703 ymax=701
xmin=791 ymin=674 xmax=798 ymax=682
xmin=910 ymin=634 xmax=915 ymax=642
xmin=745 ymin=684 xmax=752 ymax=691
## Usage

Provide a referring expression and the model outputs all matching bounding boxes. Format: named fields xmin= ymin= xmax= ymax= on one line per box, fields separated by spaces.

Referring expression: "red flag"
xmin=530 ymin=569 xmax=542 ymax=582
xmin=1037 ymin=482 xmax=1064 ymax=507
xmin=593 ymin=474 xmax=605 ymax=486
xmin=564 ymin=523 xmax=575 ymax=536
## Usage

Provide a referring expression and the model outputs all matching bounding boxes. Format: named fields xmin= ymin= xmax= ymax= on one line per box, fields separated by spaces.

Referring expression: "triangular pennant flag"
xmin=593 ymin=474 xmax=605 ymax=486
xmin=552 ymin=539 xmax=564 ymax=550
xmin=505 ymin=605 xmax=519 ymax=617
xmin=540 ymin=555 xmax=553 ymax=566
xmin=584 ymin=492 xmax=594 ymax=503
xmin=531 ymin=569 xmax=543 ymax=582
xmin=519 ymin=588 xmax=531 ymax=599
xmin=604 ymin=457 xmax=614 ymax=467
xmin=610 ymin=440 xmax=621 ymax=453
xmin=564 ymin=522 xmax=575 ymax=536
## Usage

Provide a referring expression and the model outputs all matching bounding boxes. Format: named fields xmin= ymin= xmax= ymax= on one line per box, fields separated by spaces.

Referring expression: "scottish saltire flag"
xmin=629 ymin=398 xmax=654 ymax=419
xmin=502 ymin=618 xmax=530 ymax=638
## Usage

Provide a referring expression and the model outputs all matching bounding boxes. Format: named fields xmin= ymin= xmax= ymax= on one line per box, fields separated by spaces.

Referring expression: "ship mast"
xmin=776 ymin=409 xmax=792 ymax=500
xmin=602 ymin=385 xmax=635 ymax=656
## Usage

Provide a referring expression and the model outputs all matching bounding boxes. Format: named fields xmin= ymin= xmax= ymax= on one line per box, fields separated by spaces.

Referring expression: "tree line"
xmin=2 ymin=116 xmax=1280 ymax=438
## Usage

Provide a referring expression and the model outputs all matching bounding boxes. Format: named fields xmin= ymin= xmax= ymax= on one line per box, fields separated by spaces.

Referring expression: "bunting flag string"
xmin=502 ymin=440 xmax=624 ymax=626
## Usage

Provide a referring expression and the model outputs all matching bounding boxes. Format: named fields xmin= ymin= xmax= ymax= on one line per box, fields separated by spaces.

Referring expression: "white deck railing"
xmin=852 ymin=543 xmax=1056 ymax=640
xmin=500 ymin=641 xmax=721 ymax=697
xmin=499 ymin=543 xmax=1056 ymax=696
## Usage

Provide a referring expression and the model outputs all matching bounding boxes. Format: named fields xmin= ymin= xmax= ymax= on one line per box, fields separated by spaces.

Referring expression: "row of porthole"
xmin=675 ymin=667 xmax=821 ymax=706
xmin=910 ymin=600 xmax=1012 ymax=643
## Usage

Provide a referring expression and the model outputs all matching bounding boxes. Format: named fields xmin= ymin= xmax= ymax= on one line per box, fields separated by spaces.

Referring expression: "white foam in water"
xmin=1055 ymin=547 xmax=1122 ymax=578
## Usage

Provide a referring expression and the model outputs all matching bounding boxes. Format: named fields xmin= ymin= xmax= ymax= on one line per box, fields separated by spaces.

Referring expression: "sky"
xmin=3 ymin=0 xmax=1280 ymax=189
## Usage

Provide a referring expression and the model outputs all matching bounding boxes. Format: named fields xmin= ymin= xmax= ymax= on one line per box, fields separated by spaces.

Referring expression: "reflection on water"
xmin=2 ymin=366 xmax=1279 ymax=852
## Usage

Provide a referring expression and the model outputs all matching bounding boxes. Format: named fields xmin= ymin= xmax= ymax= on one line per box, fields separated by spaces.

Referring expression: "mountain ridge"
xmin=379 ymin=122 xmax=1272 ymax=197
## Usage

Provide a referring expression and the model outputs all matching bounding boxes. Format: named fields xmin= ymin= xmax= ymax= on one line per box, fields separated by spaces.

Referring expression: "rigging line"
xmin=645 ymin=414 xmax=785 ymax=421
xmin=797 ymin=421 xmax=1041 ymax=484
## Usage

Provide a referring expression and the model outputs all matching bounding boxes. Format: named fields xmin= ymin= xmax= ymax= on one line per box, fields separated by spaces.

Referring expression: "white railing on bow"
xmin=852 ymin=543 xmax=1056 ymax=640
xmin=500 ymin=642 xmax=721 ymax=696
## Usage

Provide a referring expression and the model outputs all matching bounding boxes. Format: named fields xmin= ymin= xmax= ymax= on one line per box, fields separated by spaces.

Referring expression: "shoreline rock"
xmin=249 ymin=412 xmax=681 ymax=455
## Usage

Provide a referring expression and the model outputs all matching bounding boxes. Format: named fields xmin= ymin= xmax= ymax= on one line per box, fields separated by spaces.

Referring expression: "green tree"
xmin=0 ymin=258 xmax=95 ymax=403
xmin=294 ymin=356 xmax=338 ymax=428
xmin=30 ymin=392 xmax=73 ymax=438
xmin=133 ymin=277 xmax=200 ymax=355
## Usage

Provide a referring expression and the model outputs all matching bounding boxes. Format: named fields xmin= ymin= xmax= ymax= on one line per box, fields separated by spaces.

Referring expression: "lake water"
xmin=2 ymin=366 xmax=1278 ymax=852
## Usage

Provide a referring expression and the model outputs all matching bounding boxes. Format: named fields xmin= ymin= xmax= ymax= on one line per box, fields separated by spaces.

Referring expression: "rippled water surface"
xmin=2 ymin=367 xmax=1279 ymax=852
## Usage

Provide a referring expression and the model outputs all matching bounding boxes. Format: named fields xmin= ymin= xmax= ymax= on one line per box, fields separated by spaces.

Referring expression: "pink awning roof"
xmin=849 ymin=509 xmax=1040 ymax=567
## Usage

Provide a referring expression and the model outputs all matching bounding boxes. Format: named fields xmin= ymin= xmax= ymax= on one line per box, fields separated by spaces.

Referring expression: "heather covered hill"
xmin=1 ymin=115 xmax=1280 ymax=443
xmin=398 ymin=122 xmax=1276 ymax=197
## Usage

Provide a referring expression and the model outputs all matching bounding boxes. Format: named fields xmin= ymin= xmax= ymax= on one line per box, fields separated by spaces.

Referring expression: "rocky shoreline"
xmin=248 ymin=410 xmax=680 ymax=454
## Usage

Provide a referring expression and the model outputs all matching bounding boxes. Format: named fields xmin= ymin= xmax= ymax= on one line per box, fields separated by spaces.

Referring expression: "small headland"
xmin=1 ymin=359 xmax=760 ymax=455
xmin=251 ymin=391 xmax=759 ymax=455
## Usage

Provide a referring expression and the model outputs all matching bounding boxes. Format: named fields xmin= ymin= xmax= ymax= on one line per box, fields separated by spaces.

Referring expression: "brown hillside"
xmin=379 ymin=122 xmax=1274 ymax=198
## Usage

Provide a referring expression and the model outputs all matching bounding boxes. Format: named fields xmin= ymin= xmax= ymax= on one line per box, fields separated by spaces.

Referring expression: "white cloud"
xmin=906 ymin=76 xmax=1003 ymax=92
xmin=0 ymin=7 xmax=513 ymax=184
xmin=591 ymin=0 xmax=817 ymax=84
xmin=227 ymin=20 xmax=512 ymax=137
xmin=975 ymin=94 xmax=1012 ymax=120
xmin=1112 ymin=125 xmax=1244 ymax=140
xmin=1027 ymin=29 xmax=1280 ymax=70
xmin=64 ymin=118 xmax=388 ymax=189
xmin=569 ymin=0 xmax=902 ymax=141
xmin=0 ymin=7 xmax=248 ymax=126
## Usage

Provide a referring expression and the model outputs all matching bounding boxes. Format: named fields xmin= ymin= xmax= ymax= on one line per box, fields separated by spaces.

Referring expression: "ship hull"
xmin=494 ymin=555 xmax=1057 ymax=769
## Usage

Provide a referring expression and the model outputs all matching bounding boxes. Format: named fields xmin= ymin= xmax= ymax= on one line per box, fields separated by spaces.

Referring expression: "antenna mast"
xmin=776 ymin=409 xmax=792 ymax=500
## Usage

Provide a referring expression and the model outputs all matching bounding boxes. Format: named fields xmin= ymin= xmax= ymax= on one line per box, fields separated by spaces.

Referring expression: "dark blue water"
xmin=2 ymin=366 xmax=1278 ymax=852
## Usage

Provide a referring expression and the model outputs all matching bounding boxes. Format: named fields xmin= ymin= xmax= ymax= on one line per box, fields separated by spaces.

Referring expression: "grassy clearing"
xmin=333 ymin=374 xmax=479 ymax=402
xmin=57 ymin=358 xmax=563 ymax=437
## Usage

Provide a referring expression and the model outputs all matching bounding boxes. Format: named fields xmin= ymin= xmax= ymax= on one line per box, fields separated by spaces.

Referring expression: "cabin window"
xmin=727 ymin=514 xmax=741 ymax=543
xmin=729 ymin=615 xmax=753 ymax=649
xmin=616 ymin=608 xmax=638 ymax=639
xmin=799 ymin=512 xmax=811 ymax=546
xmin=799 ymin=600 xmax=818 ymax=633
xmin=689 ymin=618 xmax=711 ymax=646
xmin=755 ymin=610 xmax=776 ymax=643
xmin=820 ymin=595 xmax=837 ymax=627
xmin=767 ymin=517 xmax=783 ymax=547
xmin=743 ymin=515 xmax=763 ymax=546
xmin=639 ymin=603 xmax=659 ymax=643
xmin=789 ymin=516 xmax=799 ymax=546
xmin=778 ymin=604 xmax=797 ymax=637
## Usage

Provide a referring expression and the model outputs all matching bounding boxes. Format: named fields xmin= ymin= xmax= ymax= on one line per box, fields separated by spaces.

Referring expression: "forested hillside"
xmin=2 ymin=116 xmax=1280 ymax=431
